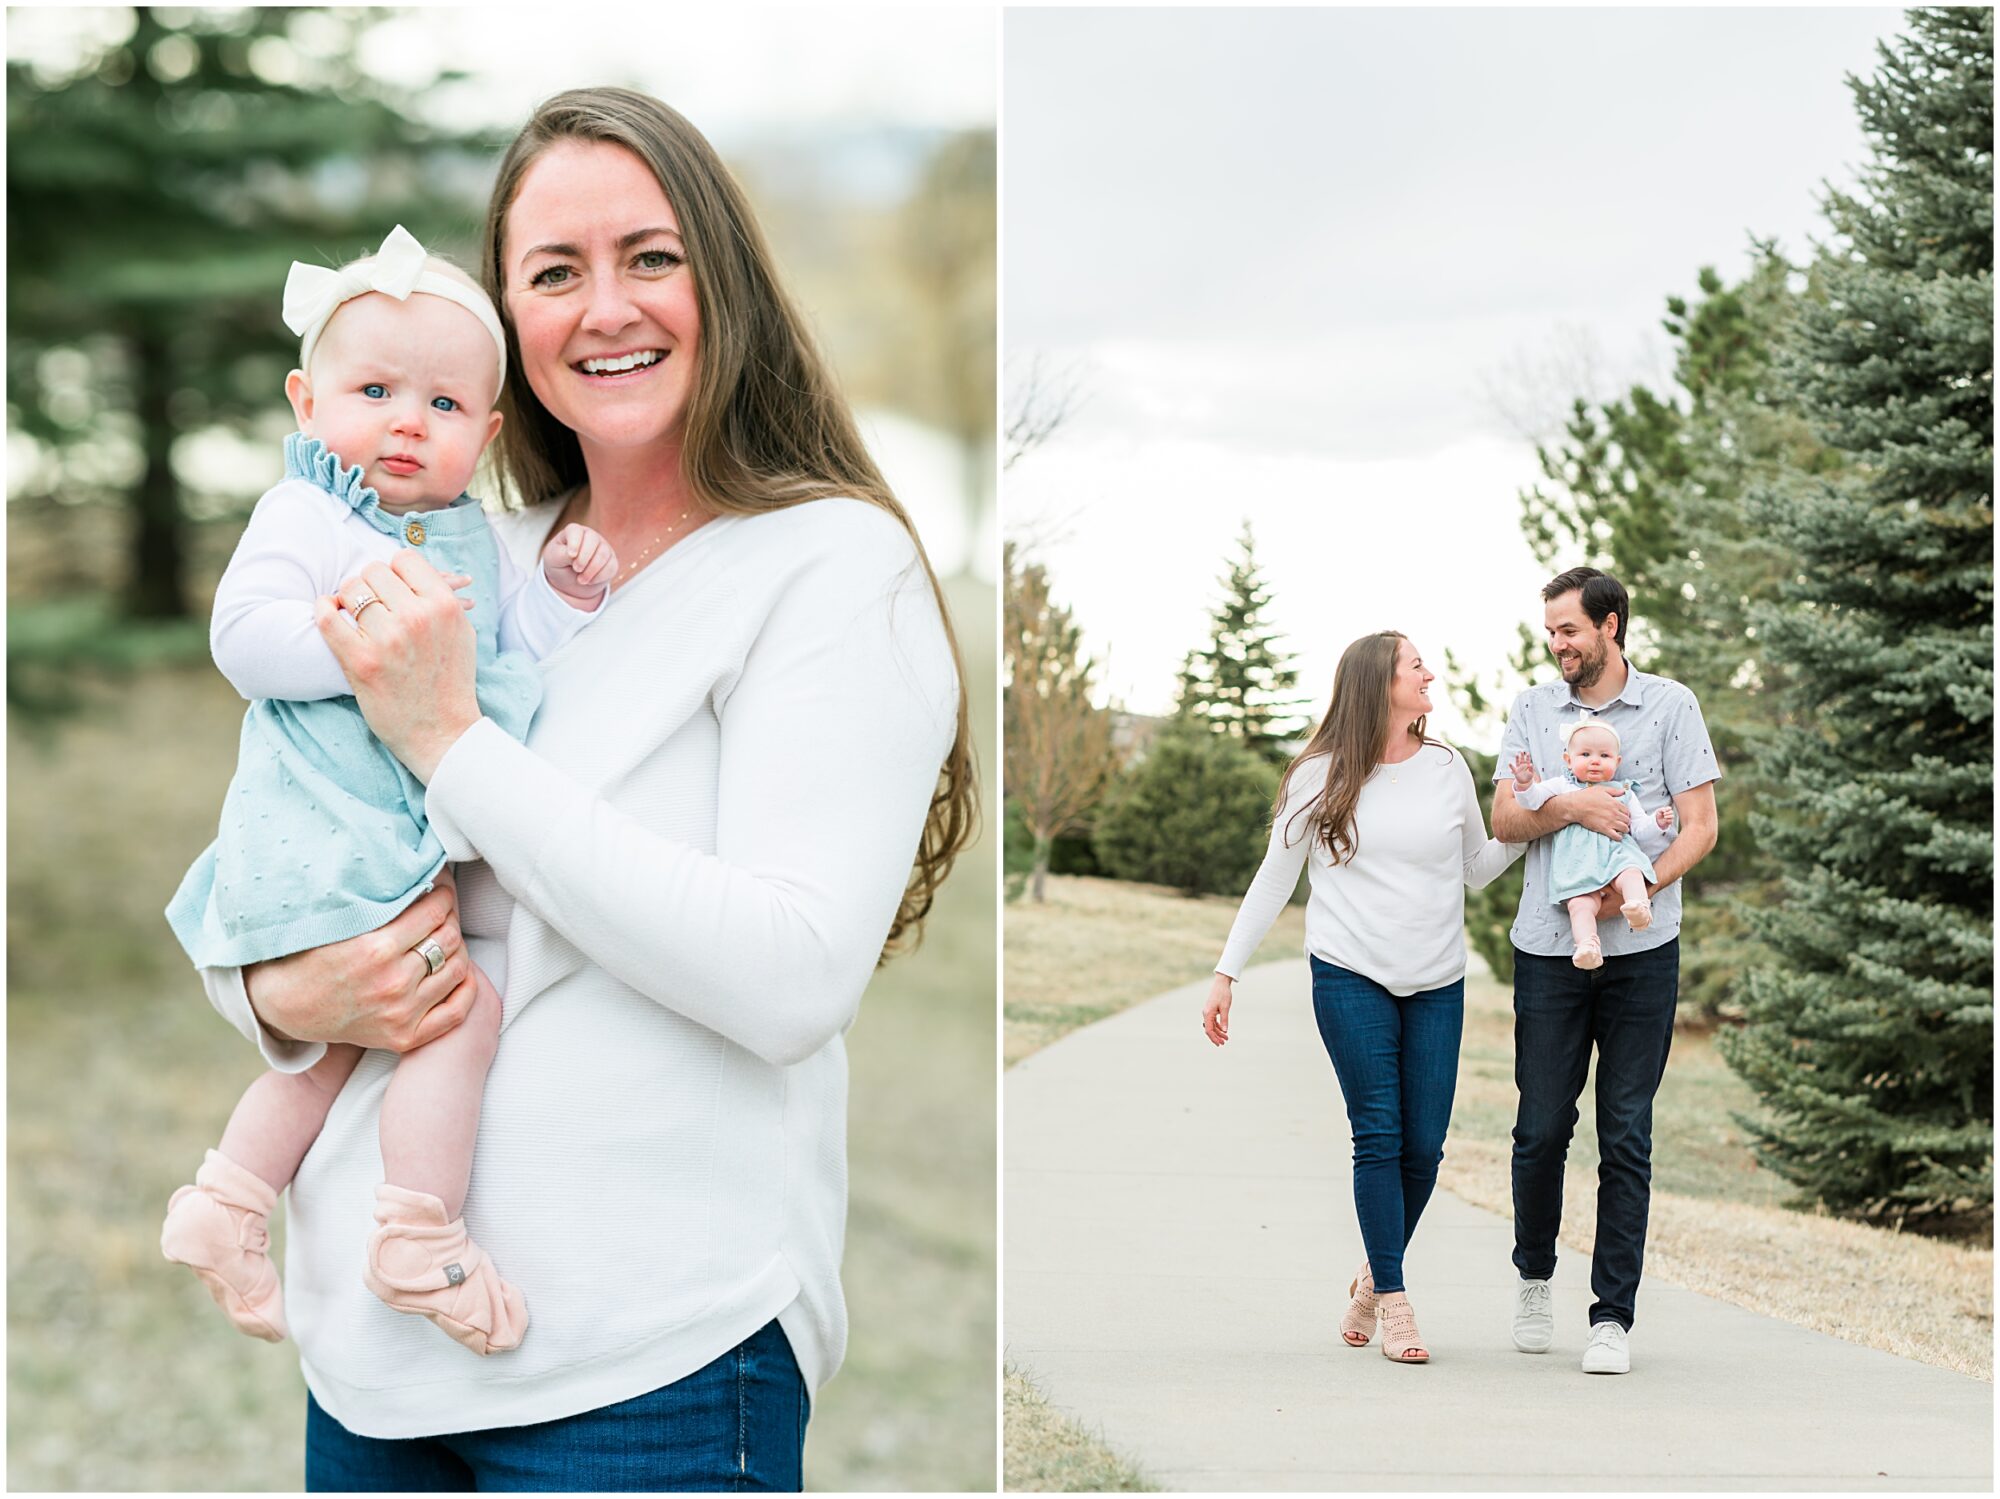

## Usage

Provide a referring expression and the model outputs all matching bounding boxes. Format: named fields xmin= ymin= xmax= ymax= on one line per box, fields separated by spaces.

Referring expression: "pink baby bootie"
xmin=1572 ymin=932 xmax=1604 ymax=970
xmin=1622 ymin=893 xmax=1653 ymax=931
xmin=160 ymin=1148 xmax=287 ymax=1342
xmin=362 ymin=1184 xmax=528 ymax=1355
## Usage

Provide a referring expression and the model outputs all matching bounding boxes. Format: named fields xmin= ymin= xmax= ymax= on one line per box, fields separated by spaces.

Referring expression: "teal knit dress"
xmin=1545 ymin=774 xmax=1658 ymax=904
xmin=166 ymin=435 xmax=542 ymax=968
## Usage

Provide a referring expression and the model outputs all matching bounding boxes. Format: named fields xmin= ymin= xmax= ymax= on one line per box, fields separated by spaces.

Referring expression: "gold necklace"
xmin=614 ymin=503 xmax=699 ymax=585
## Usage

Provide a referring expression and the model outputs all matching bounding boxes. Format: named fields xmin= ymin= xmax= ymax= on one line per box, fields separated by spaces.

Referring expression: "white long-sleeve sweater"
xmin=1216 ymin=744 xmax=1522 ymax=995
xmin=200 ymin=495 xmax=959 ymax=1438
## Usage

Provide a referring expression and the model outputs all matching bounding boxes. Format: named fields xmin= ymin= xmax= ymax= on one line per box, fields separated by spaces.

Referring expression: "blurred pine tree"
xmin=7 ymin=9 xmax=500 ymax=617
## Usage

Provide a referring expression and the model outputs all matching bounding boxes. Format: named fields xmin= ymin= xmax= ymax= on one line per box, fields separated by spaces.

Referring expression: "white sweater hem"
xmin=302 ymin=1256 xmax=802 ymax=1439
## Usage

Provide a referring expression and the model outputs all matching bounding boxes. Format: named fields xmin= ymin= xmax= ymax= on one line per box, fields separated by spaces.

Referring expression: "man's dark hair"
xmin=1542 ymin=566 xmax=1629 ymax=648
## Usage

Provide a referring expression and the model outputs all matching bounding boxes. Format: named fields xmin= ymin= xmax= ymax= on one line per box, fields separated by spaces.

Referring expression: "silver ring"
xmin=414 ymin=937 xmax=446 ymax=976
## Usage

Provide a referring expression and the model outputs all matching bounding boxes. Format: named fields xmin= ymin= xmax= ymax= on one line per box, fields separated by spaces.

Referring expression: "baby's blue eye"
xmin=362 ymin=383 xmax=388 ymax=399
xmin=431 ymin=396 xmax=458 ymax=413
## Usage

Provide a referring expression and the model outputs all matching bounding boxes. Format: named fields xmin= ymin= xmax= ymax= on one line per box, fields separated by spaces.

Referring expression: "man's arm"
xmin=1646 ymin=780 xmax=1718 ymax=896
xmin=1491 ymin=778 xmax=1634 ymax=843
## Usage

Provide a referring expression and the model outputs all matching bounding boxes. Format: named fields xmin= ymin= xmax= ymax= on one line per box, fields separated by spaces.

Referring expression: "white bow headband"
xmin=1560 ymin=716 xmax=1621 ymax=751
xmin=282 ymin=225 xmax=508 ymax=401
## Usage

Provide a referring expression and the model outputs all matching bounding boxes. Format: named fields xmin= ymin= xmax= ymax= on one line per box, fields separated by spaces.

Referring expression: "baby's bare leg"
xmin=218 ymin=1044 xmax=366 ymax=1193
xmin=1614 ymin=867 xmax=1653 ymax=929
xmin=1565 ymin=892 xmax=1603 ymax=949
xmin=378 ymin=962 xmax=502 ymax=1220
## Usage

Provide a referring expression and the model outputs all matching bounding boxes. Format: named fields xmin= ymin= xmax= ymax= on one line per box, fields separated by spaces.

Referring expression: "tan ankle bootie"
xmin=362 ymin=1185 xmax=527 ymax=1355
xmin=160 ymin=1149 xmax=287 ymax=1342
xmin=1340 ymin=1260 xmax=1377 ymax=1347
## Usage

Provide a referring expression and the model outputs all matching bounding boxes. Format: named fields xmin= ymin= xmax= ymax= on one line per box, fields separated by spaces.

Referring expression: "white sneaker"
xmin=1581 ymin=1321 xmax=1630 ymax=1374
xmin=1511 ymin=1277 xmax=1553 ymax=1353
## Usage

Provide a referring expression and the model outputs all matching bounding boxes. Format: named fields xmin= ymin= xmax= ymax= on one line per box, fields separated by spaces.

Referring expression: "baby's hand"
xmin=1510 ymin=751 xmax=1537 ymax=790
xmin=543 ymin=524 xmax=617 ymax=607
xmin=1655 ymin=806 xmax=1675 ymax=832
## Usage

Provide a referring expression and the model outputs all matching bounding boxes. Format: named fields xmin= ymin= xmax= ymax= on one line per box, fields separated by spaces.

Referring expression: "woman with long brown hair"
xmin=1202 ymin=632 xmax=1518 ymax=1365
xmin=191 ymin=88 xmax=975 ymax=1489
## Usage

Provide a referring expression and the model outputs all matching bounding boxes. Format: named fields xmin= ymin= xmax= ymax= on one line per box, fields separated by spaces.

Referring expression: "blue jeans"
xmin=1510 ymin=940 xmax=1679 ymax=1331
xmin=304 ymin=1319 xmax=808 ymax=1492
xmin=1309 ymin=957 xmax=1464 ymax=1294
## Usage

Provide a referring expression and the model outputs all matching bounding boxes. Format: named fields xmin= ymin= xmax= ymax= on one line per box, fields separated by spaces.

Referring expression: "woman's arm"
xmin=357 ymin=514 xmax=959 ymax=1068
xmin=1213 ymin=763 xmax=1316 ymax=981
xmin=1459 ymin=757 xmax=1526 ymax=890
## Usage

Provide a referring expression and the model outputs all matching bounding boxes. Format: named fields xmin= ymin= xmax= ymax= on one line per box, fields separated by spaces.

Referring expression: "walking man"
xmin=1490 ymin=568 xmax=1719 ymax=1374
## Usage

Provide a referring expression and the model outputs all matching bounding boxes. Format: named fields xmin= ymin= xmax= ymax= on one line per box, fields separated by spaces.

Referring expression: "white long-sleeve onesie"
xmin=210 ymin=475 xmax=595 ymax=703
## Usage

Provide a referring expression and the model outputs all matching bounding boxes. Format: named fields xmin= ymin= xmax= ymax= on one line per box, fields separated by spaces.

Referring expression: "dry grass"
xmin=1444 ymin=967 xmax=1994 ymax=1382
xmin=1003 ymin=1367 xmax=1152 ymax=1492
xmin=1003 ymin=873 xmax=1307 ymax=1065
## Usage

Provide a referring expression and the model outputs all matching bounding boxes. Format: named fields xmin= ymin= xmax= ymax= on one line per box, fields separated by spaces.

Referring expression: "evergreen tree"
xmin=1174 ymin=521 xmax=1309 ymax=764
xmin=1093 ymin=725 xmax=1277 ymax=897
xmin=1721 ymin=8 xmax=1993 ymax=1220
xmin=1457 ymin=251 xmax=1830 ymax=1011
xmin=7 ymin=10 xmax=498 ymax=617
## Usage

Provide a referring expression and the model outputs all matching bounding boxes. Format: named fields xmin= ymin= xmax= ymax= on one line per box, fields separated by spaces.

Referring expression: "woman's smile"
xmin=573 ymin=348 xmax=670 ymax=380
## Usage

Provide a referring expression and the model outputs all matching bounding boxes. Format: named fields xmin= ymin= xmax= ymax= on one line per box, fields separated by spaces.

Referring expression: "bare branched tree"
xmin=1003 ymin=542 xmax=1120 ymax=902
xmin=1004 ymin=351 xmax=1089 ymax=470
xmin=1477 ymin=322 xmax=1614 ymax=446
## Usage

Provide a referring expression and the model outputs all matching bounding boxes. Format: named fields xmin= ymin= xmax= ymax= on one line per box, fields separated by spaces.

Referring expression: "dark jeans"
xmin=1511 ymin=939 xmax=1679 ymax=1331
xmin=1309 ymin=956 xmax=1464 ymax=1294
xmin=305 ymin=1319 xmax=808 ymax=1492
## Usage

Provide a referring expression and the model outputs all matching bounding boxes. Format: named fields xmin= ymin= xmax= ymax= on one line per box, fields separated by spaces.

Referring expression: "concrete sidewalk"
xmin=1005 ymin=959 xmax=1994 ymax=1492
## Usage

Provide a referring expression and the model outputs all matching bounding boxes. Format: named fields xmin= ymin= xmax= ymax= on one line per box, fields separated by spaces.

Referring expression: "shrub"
xmin=1093 ymin=728 xmax=1277 ymax=896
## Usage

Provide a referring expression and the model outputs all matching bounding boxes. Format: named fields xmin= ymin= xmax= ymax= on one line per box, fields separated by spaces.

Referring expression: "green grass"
xmin=8 ymin=573 xmax=997 ymax=1492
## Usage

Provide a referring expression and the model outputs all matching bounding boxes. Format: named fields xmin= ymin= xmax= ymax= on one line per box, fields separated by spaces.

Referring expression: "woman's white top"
xmin=199 ymin=496 xmax=959 ymax=1439
xmin=1215 ymin=743 xmax=1523 ymax=995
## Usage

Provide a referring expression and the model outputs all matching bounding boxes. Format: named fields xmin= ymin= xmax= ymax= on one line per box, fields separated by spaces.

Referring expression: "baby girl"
xmin=162 ymin=227 xmax=615 ymax=1355
xmin=1510 ymin=718 xmax=1674 ymax=970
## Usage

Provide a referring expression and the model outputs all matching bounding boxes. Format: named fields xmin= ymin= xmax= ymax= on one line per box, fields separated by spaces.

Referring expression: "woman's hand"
xmin=243 ymin=878 xmax=477 ymax=1053
xmin=316 ymin=549 xmax=482 ymax=782
xmin=1202 ymin=973 xmax=1234 ymax=1047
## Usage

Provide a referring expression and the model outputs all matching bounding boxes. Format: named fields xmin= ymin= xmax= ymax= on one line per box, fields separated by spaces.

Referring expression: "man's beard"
xmin=1562 ymin=645 xmax=1606 ymax=690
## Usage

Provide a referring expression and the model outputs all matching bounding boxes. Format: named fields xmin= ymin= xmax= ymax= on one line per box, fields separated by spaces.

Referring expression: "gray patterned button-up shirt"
xmin=1494 ymin=666 xmax=1721 ymax=958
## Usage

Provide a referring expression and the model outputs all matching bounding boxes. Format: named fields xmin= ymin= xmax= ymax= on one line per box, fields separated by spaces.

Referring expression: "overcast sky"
xmin=1004 ymin=6 xmax=1906 ymax=742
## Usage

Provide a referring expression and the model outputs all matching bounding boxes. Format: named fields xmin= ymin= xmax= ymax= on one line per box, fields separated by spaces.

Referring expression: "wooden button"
xmin=405 ymin=520 xmax=427 ymax=545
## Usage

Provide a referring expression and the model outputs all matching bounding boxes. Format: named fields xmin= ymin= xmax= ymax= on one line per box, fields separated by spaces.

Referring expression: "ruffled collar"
xmin=283 ymin=432 xmax=475 ymax=538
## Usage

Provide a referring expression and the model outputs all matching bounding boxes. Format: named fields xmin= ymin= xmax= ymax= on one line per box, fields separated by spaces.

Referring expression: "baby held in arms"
xmin=1510 ymin=719 xmax=1674 ymax=971
xmin=162 ymin=226 xmax=615 ymax=1355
